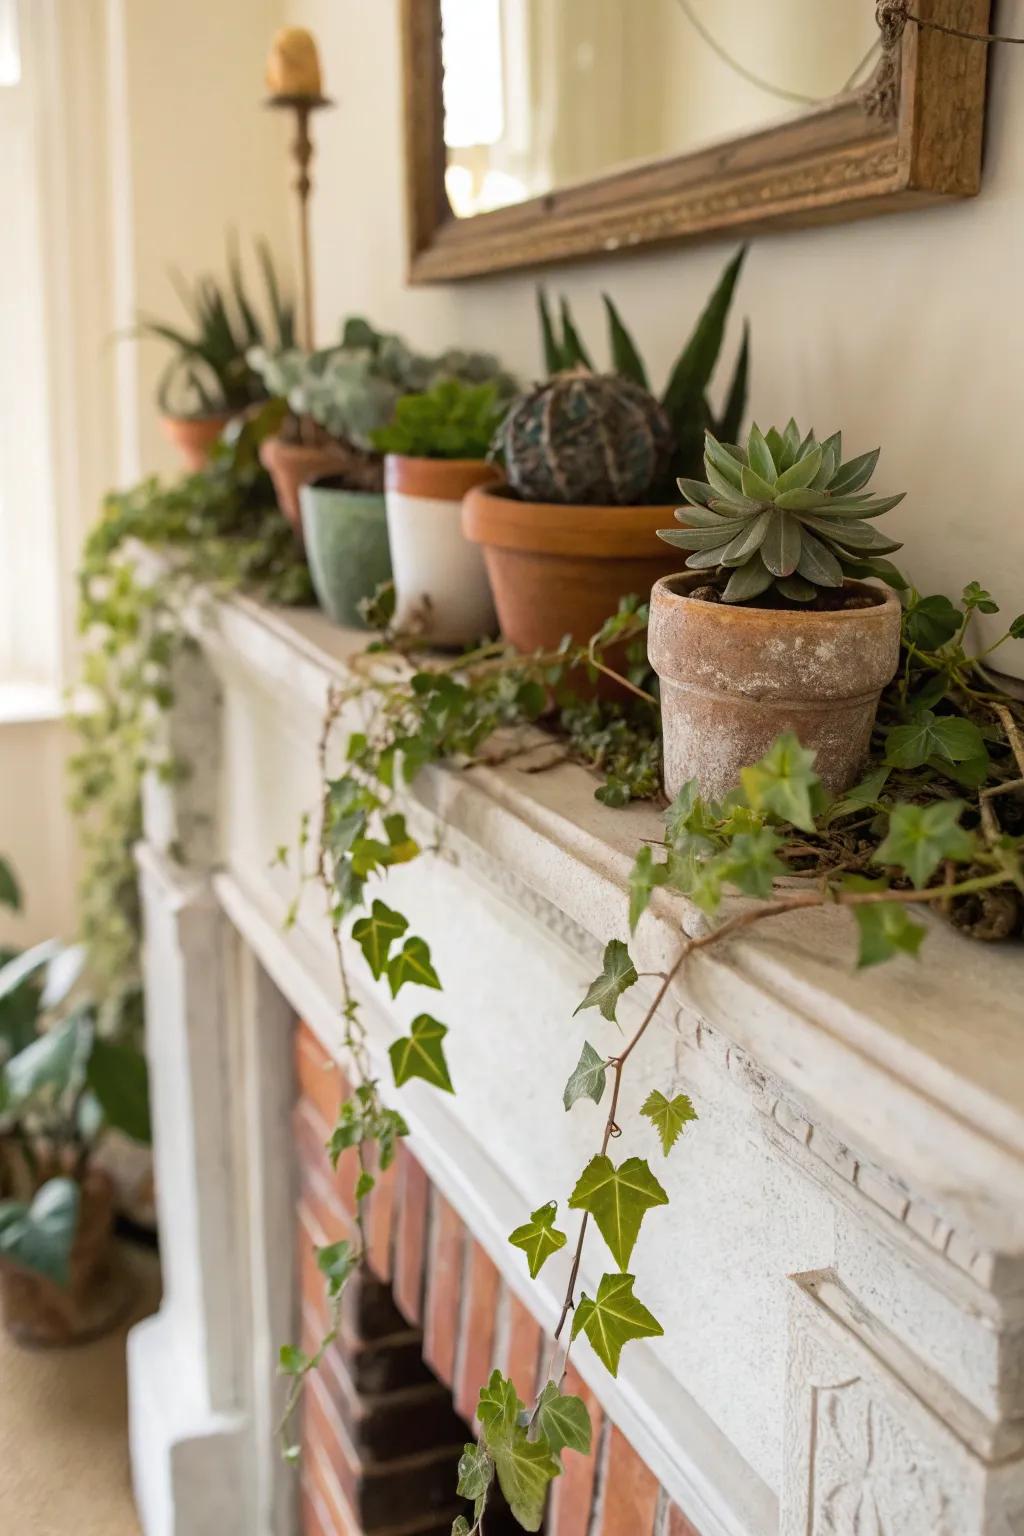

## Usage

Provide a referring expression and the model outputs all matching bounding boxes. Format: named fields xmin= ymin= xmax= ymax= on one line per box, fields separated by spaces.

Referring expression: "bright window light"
xmin=0 ymin=0 xmax=21 ymax=87
xmin=440 ymin=0 xmax=504 ymax=148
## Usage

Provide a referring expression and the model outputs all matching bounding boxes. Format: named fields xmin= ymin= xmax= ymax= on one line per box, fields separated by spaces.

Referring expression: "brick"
xmin=502 ymin=1290 xmax=542 ymax=1401
xmin=667 ymin=1502 xmax=701 ymax=1536
xmin=455 ymin=1242 xmax=500 ymax=1424
xmin=546 ymin=1365 xmax=604 ymax=1536
xmin=366 ymin=1146 xmax=398 ymax=1282
xmin=423 ymin=1192 xmax=465 ymax=1388
xmin=321 ymin=1347 xmax=464 ymax=1461
xmin=597 ymin=1427 xmax=660 ymax=1536
xmin=295 ymin=1023 xmax=350 ymax=1132
xmin=301 ymin=1467 xmax=347 ymax=1536
xmin=393 ymin=1150 xmax=430 ymax=1326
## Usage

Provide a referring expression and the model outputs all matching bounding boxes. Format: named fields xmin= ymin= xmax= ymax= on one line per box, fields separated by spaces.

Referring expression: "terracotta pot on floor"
xmin=462 ymin=483 xmax=680 ymax=654
xmin=260 ymin=434 xmax=380 ymax=546
xmin=0 ymin=1169 xmax=134 ymax=1347
xmin=384 ymin=455 xmax=499 ymax=648
xmin=648 ymin=572 xmax=902 ymax=801
xmin=161 ymin=412 xmax=234 ymax=472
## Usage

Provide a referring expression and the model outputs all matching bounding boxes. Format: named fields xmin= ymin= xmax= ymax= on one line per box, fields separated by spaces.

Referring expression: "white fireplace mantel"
xmin=127 ymin=582 xmax=1024 ymax=1536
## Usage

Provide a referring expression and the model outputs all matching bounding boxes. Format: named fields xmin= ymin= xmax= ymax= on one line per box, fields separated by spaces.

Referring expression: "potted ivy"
xmin=370 ymin=378 xmax=509 ymax=645
xmin=463 ymin=247 xmax=750 ymax=655
xmin=136 ymin=240 xmax=295 ymax=471
xmin=649 ymin=420 xmax=905 ymax=798
xmin=0 ymin=899 xmax=150 ymax=1346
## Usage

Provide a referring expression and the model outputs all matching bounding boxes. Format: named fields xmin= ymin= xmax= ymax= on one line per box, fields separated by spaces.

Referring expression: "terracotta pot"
xmin=299 ymin=478 xmax=393 ymax=628
xmin=648 ymin=573 xmax=902 ymax=800
xmin=259 ymin=435 xmax=377 ymax=545
xmin=462 ymin=482 xmax=680 ymax=654
xmin=161 ymin=412 xmax=234 ymax=472
xmin=0 ymin=1170 xmax=134 ymax=1347
xmin=384 ymin=455 xmax=499 ymax=648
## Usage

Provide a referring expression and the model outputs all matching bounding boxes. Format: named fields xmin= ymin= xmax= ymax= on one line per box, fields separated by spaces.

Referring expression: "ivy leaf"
xmin=278 ymin=1343 xmax=309 ymax=1376
xmin=316 ymin=1238 xmax=357 ymax=1299
xmin=872 ymin=800 xmax=974 ymax=889
xmin=387 ymin=936 xmax=442 ymax=998
xmin=534 ymin=1381 xmax=592 ymax=1456
xmin=571 ymin=1272 xmax=664 ymax=1376
xmin=568 ymin=1154 xmax=669 ymax=1269
xmin=477 ymin=1369 xmax=521 ymax=1439
xmin=457 ymin=1441 xmax=493 ymax=1504
xmin=389 ymin=1015 xmax=454 ymax=1093
xmin=721 ymin=828 xmax=785 ymax=898
xmin=628 ymin=846 xmax=669 ymax=931
xmin=903 ymin=593 xmax=961 ymax=650
xmin=0 ymin=1178 xmax=80 ymax=1287
xmin=825 ymin=765 xmax=891 ymax=823
xmin=573 ymin=939 xmax=638 ymax=1022
xmin=563 ymin=1042 xmax=607 ymax=1112
xmin=451 ymin=1520 xmax=471 ymax=1536
xmin=884 ymin=711 xmax=987 ymax=770
xmin=475 ymin=1370 xmax=560 ymax=1530
xmin=845 ymin=877 xmax=927 ymax=968
xmin=961 ymin=581 xmax=999 ymax=615
xmin=509 ymin=1201 xmax=567 ymax=1279
xmin=351 ymin=900 xmax=408 ymax=979
xmin=1009 ymin=614 xmax=1024 ymax=639
xmin=739 ymin=732 xmax=819 ymax=832
xmin=640 ymin=1089 xmax=698 ymax=1155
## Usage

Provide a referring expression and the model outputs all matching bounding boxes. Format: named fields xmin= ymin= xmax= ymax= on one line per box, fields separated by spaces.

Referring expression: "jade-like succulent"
xmin=658 ymin=420 xmax=905 ymax=603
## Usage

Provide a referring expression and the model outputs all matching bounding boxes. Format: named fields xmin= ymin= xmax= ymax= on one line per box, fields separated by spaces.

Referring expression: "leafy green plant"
xmin=539 ymin=245 xmax=750 ymax=480
xmin=136 ymin=239 xmax=295 ymax=418
xmin=661 ymin=420 xmax=906 ymax=603
xmin=370 ymin=379 xmax=506 ymax=459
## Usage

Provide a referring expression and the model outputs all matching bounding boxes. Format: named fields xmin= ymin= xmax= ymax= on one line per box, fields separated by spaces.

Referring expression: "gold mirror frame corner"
xmin=401 ymin=0 xmax=991 ymax=285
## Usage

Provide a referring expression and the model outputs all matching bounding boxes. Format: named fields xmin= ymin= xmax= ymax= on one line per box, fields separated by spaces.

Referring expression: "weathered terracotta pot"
xmin=259 ymin=435 xmax=379 ymax=545
xmin=0 ymin=1170 xmax=134 ymax=1347
xmin=161 ymin=412 xmax=233 ymax=472
xmin=462 ymin=483 xmax=680 ymax=654
xmin=648 ymin=573 xmax=902 ymax=800
xmin=384 ymin=455 xmax=499 ymax=647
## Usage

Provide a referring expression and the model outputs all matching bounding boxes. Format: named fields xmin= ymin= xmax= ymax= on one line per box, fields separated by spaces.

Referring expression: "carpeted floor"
xmin=0 ymin=1246 xmax=160 ymax=1536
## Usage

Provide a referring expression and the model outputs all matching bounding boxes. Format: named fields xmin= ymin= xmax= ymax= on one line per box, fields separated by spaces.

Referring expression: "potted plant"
xmin=0 ymin=894 xmax=151 ymax=1346
xmin=370 ymin=378 xmax=509 ymax=645
xmin=463 ymin=247 xmax=750 ymax=655
xmin=136 ymin=239 xmax=295 ymax=471
xmin=649 ymin=420 xmax=906 ymax=798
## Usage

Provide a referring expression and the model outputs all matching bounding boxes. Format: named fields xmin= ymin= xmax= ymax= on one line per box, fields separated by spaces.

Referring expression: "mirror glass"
xmin=440 ymin=0 xmax=880 ymax=219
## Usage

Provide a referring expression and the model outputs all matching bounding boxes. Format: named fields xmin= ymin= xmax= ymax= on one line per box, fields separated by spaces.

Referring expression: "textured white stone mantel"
xmin=129 ymin=581 xmax=1024 ymax=1536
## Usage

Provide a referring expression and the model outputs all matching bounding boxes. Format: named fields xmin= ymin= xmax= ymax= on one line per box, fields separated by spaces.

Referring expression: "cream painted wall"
xmin=286 ymin=0 xmax=1024 ymax=673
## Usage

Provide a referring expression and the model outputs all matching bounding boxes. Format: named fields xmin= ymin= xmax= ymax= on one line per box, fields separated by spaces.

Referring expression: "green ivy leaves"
xmin=568 ymin=1155 xmax=668 ymax=1269
xmin=739 ymin=733 xmax=819 ymax=832
xmin=387 ymin=936 xmax=442 ymax=998
xmin=316 ymin=1239 xmax=357 ymax=1300
xmin=475 ymin=1371 xmax=561 ymax=1531
xmin=572 ymin=1273 xmax=664 ymax=1376
xmin=884 ymin=711 xmax=987 ymax=771
xmin=574 ymin=940 xmax=637 ymax=1022
xmin=563 ymin=1042 xmax=607 ymax=1111
xmin=873 ymin=801 xmax=974 ymax=889
xmin=508 ymin=1201 xmax=567 ymax=1278
xmin=534 ymin=1381 xmax=592 ymax=1456
xmin=352 ymin=900 xmax=407 ymax=978
xmin=640 ymin=1089 xmax=698 ymax=1155
xmin=389 ymin=1016 xmax=454 ymax=1093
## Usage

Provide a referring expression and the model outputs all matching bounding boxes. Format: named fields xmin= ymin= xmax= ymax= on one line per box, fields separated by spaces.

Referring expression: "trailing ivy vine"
xmin=282 ymin=578 xmax=1023 ymax=1533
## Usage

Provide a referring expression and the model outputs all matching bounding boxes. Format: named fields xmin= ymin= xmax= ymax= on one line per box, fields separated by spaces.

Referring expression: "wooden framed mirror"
xmin=401 ymin=0 xmax=991 ymax=283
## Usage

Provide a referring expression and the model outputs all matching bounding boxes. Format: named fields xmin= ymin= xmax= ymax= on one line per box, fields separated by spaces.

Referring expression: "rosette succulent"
xmin=658 ymin=419 xmax=906 ymax=603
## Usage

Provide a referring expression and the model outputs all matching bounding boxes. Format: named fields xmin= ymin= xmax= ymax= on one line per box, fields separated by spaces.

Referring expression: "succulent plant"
xmin=494 ymin=370 xmax=673 ymax=506
xmin=658 ymin=420 xmax=906 ymax=603
xmin=538 ymin=246 xmax=750 ymax=483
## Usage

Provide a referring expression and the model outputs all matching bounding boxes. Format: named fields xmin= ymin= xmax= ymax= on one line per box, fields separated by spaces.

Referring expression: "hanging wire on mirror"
xmin=878 ymin=2 xmax=1024 ymax=45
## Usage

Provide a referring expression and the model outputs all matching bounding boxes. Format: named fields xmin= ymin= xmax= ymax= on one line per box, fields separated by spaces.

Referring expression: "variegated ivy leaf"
xmin=571 ymin=1272 xmax=664 ymax=1376
xmin=386 ymin=936 xmax=441 ymax=998
xmin=508 ymin=1201 xmax=567 ymax=1279
xmin=451 ymin=1519 xmax=471 ymax=1536
xmin=351 ymin=900 xmax=408 ymax=979
xmin=563 ymin=1042 xmax=607 ymax=1112
xmin=457 ymin=1439 xmax=493 ymax=1528
xmin=389 ymin=1015 xmax=454 ymax=1093
xmin=573 ymin=939 xmax=637 ymax=1023
xmin=739 ymin=732 xmax=820 ymax=833
xmin=534 ymin=1381 xmax=592 ymax=1457
xmin=568 ymin=1154 xmax=668 ymax=1269
xmin=476 ymin=1370 xmax=560 ymax=1532
xmin=641 ymin=1089 xmax=698 ymax=1156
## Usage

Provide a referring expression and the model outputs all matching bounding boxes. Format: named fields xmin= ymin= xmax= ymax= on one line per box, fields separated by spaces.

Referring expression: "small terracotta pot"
xmin=161 ymin=412 xmax=234 ymax=472
xmin=259 ymin=435 xmax=380 ymax=545
xmin=648 ymin=573 xmax=902 ymax=800
xmin=384 ymin=455 xmax=500 ymax=648
xmin=0 ymin=1170 xmax=134 ymax=1347
xmin=462 ymin=483 xmax=680 ymax=654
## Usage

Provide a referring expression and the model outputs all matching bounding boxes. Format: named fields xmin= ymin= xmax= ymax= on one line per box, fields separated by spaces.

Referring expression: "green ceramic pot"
xmin=299 ymin=478 xmax=393 ymax=629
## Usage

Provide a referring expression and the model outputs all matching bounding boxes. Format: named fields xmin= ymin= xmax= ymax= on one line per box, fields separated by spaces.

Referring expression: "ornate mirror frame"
xmin=401 ymin=0 xmax=991 ymax=283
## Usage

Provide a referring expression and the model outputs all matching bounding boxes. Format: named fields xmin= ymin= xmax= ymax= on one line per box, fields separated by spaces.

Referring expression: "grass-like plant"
xmin=659 ymin=419 xmax=906 ymax=603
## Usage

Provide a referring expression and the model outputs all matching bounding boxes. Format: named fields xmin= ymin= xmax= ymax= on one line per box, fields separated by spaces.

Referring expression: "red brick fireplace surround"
xmin=295 ymin=1022 xmax=700 ymax=1536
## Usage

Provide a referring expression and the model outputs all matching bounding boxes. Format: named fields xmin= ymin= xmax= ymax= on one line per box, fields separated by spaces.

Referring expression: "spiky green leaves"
xmin=568 ymin=1155 xmax=668 ymax=1269
xmin=659 ymin=421 xmax=905 ymax=604
xmin=641 ymin=1089 xmax=698 ymax=1155
xmin=572 ymin=1273 xmax=664 ymax=1376
xmin=508 ymin=1201 xmax=568 ymax=1278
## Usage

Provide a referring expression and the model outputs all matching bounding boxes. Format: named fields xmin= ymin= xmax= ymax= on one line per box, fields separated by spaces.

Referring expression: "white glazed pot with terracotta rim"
xmin=648 ymin=572 xmax=902 ymax=800
xmin=383 ymin=455 xmax=500 ymax=648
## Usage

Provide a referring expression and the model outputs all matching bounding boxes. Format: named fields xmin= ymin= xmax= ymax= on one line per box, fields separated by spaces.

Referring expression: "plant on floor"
xmin=538 ymin=244 xmax=750 ymax=483
xmin=136 ymin=238 xmax=296 ymax=418
xmin=280 ymin=577 xmax=1023 ymax=1532
xmin=662 ymin=420 xmax=907 ymax=603
xmin=70 ymin=405 xmax=312 ymax=1037
xmin=370 ymin=378 xmax=507 ymax=460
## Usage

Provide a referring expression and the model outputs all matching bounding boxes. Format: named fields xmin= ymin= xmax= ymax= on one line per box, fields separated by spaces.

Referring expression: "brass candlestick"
xmin=265 ymin=92 xmax=334 ymax=350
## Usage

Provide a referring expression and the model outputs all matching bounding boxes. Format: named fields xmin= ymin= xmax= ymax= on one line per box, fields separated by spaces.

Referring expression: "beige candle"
xmin=265 ymin=27 xmax=323 ymax=99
